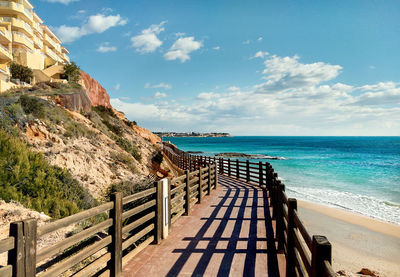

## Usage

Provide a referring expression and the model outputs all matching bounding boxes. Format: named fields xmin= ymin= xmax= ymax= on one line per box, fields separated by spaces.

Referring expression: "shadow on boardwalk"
xmin=124 ymin=175 xmax=281 ymax=277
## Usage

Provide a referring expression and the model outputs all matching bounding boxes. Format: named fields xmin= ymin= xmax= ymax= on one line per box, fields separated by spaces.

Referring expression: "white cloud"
xmin=54 ymin=13 xmax=127 ymax=43
xmin=351 ymin=82 xmax=400 ymax=106
xmin=164 ymin=36 xmax=203 ymax=63
xmin=44 ymin=0 xmax=79 ymax=4
xmin=111 ymin=53 xmax=400 ymax=135
xmin=114 ymin=83 xmax=121 ymax=91
xmin=251 ymin=51 xmax=269 ymax=59
xmin=227 ymin=86 xmax=240 ymax=92
xmin=197 ymin=92 xmax=219 ymax=100
xmin=131 ymin=21 xmax=166 ymax=54
xmin=255 ymin=54 xmax=342 ymax=93
xmin=53 ymin=26 xmax=82 ymax=43
xmin=97 ymin=42 xmax=117 ymax=53
xmin=83 ymin=14 xmax=127 ymax=34
xmin=213 ymin=46 xmax=221 ymax=50
xmin=369 ymin=65 xmax=376 ymax=70
xmin=257 ymin=37 xmax=263 ymax=41
xmin=154 ymin=92 xmax=167 ymax=99
xmin=145 ymin=82 xmax=172 ymax=90
xmin=242 ymin=40 xmax=251 ymax=45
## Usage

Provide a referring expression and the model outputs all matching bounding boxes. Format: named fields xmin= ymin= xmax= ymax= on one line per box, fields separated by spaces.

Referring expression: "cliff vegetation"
xmin=0 ymin=77 xmax=165 ymax=222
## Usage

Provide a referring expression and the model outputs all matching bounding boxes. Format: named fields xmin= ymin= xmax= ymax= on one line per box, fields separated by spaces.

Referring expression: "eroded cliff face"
xmin=79 ymin=71 xmax=111 ymax=108
xmin=53 ymin=87 xmax=92 ymax=113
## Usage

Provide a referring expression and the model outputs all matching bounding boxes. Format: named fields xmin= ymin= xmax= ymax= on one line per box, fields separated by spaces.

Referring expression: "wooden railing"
xmin=0 ymin=148 xmax=217 ymax=277
xmin=163 ymin=142 xmax=336 ymax=277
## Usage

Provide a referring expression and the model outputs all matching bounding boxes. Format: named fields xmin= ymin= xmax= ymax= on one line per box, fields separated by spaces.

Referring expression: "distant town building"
xmin=154 ymin=132 xmax=231 ymax=138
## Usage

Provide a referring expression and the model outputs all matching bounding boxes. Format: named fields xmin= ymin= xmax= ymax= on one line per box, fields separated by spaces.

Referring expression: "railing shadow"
xmin=166 ymin=175 xmax=279 ymax=277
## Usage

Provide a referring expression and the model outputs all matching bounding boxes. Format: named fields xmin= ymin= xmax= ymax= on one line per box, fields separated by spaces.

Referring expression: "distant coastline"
xmin=154 ymin=132 xmax=231 ymax=138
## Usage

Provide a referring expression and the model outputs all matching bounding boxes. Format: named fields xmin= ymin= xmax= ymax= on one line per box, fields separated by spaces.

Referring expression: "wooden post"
xmin=168 ymin=178 xmax=172 ymax=231
xmin=228 ymin=159 xmax=231 ymax=177
xmin=259 ymin=161 xmax=263 ymax=187
xmin=246 ymin=160 xmax=250 ymax=183
xmin=215 ymin=164 xmax=218 ymax=189
xmin=184 ymin=170 xmax=190 ymax=215
xmin=286 ymin=198 xmax=297 ymax=277
xmin=265 ymin=163 xmax=270 ymax=190
xmin=155 ymin=181 xmax=163 ymax=244
xmin=219 ymin=158 xmax=223 ymax=175
xmin=311 ymin=235 xmax=332 ymax=277
xmin=236 ymin=160 xmax=239 ymax=179
xmin=272 ymin=178 xmax=280 ymax=219
xmin=23 ymin=219 xmax=37 ymax=277
xmin=109 ymin=192 xmax=123 ymax=276
xmin=276 ymin=184 xmax=285 ymax=251
xmin=208 ymin=166 xmax=212 ymax=195
xmin=198 ymin=167 xmax=203 ymax=204
xmin=8 ymin=222 xmax=24 ymax=277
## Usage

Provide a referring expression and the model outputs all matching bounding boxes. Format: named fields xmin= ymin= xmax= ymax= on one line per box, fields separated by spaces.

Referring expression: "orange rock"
xmin=359 ymin=268 xmax=379 ymax=277
xmin=79 ymin=71 xmax=111 ymax=108
xmin=131 ymin=124 xmax=161 ymax=145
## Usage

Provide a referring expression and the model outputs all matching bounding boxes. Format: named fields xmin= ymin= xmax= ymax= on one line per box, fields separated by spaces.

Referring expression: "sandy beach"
xmin=297 ymin=200 xmax=400 ymax=277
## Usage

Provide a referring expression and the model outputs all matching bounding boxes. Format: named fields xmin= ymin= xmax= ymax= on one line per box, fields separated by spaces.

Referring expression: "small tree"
xmin=10 ymin=63 xmax=33 ymax=84
xmin=64 ymin=62 xmax=81 ymax=83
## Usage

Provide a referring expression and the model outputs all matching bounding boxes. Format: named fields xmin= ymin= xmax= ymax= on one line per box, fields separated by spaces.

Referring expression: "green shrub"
xmin=110 ymin=151 xmax=136 ymax=173
xmin=19 ymin=95 xmax=46 ymax=118
xmin=64 ymin=62 xmax=81 ymax=83
xmin=152 ymin=151 xmax=163 ymax=165
xmin=64 ymin=121 xmax=96 ymax=139
xmin=113 ymin=136 xmax=141 ymax=162
xmin=124 ymin=120 xmax=137 ymax=128
xmin=92 ymin=106 xmax=116 ymax=119
xmin=10 ymin=63 xmax=33 ymax=84
xmin=91 ymin=106 xmax=124 ymax=136
xmin=107 ymin=181 xmax=153 ymax=198
xmin=0 ymin=130 xmax=95 ymax=218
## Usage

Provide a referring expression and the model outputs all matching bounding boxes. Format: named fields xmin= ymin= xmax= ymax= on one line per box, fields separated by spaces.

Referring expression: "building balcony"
xmin=0 ymin=1 xmax=33 ymax=23
xmin=0 ymin=63 xmax=9 ymax=75
xmin=0 ymin=42 xmax=12 ymax=61
xmin=62 ymin=53 xmax=69 ymax=63
xmin=61 ymin=46 xmax=69 ymax=54
xmin=33 ymin=35 xmax=42 ymax=49
xmin=5 ymin=17 xmax=34 ymax=38
xmin=12 ymin=31 xmax=34 ymax=50
xmin=33 ymin=21 xmax=43 ymax=36
xmin=0 ymin=26 xmax=11 ymax=42
xmin=44 ymin=33 xmax=61 ymax=53
xmin=45 ymin=46 xmax=62 ymax=63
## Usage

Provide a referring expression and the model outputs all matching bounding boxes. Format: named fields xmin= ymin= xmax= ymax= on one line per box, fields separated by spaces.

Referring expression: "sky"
xmin=34 ymin=0 xmax=400 ymax=135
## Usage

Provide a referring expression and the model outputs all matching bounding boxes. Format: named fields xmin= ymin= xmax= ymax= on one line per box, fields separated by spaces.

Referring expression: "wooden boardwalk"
xmin=123 ymin=175 xmax=286 ymax=277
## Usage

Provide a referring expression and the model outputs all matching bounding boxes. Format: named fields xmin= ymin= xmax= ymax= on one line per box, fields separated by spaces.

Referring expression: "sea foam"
xmin=287 ymin=186 xmax=400 ymax=225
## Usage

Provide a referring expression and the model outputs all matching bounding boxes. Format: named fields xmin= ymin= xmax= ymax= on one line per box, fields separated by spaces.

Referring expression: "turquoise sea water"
xmin=166 ymin=137 xmax=400 ymax=225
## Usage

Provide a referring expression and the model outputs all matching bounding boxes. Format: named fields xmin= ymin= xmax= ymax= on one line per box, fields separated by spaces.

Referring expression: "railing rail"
xmin=1 ymin=145 xmax=218 ymax=277
xmin=0 ymin=141 xmax=334 ymax=277
xmin=162 ymin=141 xmax=336 ymax=277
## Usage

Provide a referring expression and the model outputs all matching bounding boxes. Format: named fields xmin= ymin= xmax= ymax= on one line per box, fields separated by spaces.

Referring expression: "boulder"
xmin=358 ymin=268 xmax=379 ymax=277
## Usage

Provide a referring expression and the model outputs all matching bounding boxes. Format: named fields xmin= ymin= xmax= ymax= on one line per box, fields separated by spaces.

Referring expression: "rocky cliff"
xmin=0 ymin=78 xmax=171 ymax=215
xmin=79 ymin=71 xmax=111 ymax=108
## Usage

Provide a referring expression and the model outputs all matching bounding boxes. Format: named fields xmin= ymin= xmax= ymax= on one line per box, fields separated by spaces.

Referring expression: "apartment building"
xmin=0 ymin=0 xmax=70 ymax=92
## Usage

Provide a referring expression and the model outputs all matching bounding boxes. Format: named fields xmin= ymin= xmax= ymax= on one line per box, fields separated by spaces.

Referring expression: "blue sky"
xmin=35 ymin=0 xmax=400 ymax=135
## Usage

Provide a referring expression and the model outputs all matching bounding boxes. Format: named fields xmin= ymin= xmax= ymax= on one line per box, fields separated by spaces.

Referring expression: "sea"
xmin=165 ymin=136 xmax=400 ymax=225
